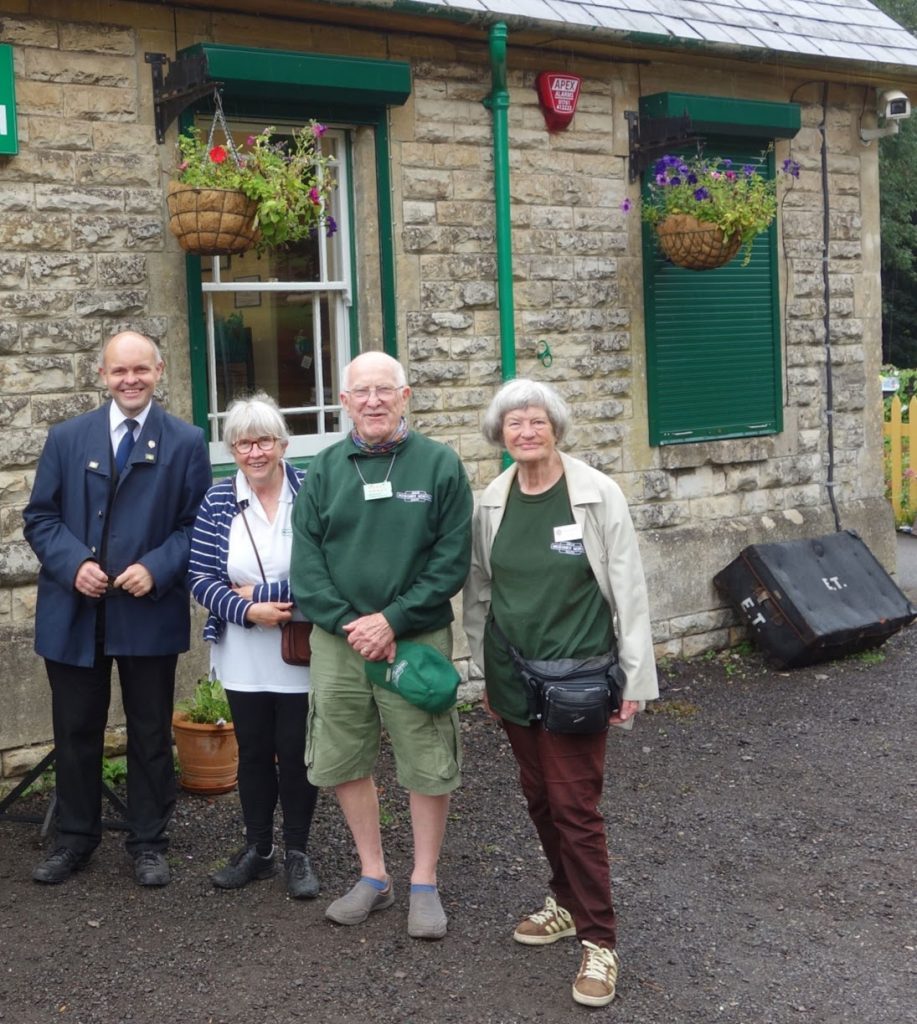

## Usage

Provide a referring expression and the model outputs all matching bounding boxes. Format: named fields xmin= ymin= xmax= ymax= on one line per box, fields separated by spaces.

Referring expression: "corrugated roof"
xmin=373 ymin=0 xmax=917 ymax=72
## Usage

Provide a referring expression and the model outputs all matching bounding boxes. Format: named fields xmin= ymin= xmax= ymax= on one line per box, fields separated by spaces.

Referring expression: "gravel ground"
xmin=1 ymin=623 xmax=915 ymax=1024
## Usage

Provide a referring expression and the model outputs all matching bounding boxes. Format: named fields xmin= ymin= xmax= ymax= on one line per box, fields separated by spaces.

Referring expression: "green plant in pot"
xmin=172 ymin=677 xmax=238 ymax=795
xmin=635 ymin=152 xmax=799 ymax=269
xmin=167 ymin=118 xmax=336 ymax=256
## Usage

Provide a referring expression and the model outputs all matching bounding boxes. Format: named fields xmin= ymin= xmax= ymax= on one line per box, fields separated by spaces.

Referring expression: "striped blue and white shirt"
xmin=188 ymin=461 xmax=304 ymax=643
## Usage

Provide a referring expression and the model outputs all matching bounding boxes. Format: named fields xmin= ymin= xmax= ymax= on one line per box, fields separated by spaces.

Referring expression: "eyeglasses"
xmin=346 ymin=385 xmax=400 ymax=402
xmin=232 ymin=436 xmax=278 ymax=454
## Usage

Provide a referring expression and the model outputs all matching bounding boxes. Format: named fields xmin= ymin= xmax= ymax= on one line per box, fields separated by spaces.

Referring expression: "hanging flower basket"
xmin=166 ymin=181 xmax=260 ymax=257
xmin=655 ymin=213 xmax=742 ymax=271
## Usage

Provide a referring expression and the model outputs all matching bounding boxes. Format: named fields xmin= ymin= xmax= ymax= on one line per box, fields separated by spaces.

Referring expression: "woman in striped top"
xmin=188 ymin=392 xmax=320 ymax=899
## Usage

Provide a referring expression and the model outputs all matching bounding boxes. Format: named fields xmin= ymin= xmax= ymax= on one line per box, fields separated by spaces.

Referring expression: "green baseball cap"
xmin=364 ymin=641 xmax=460 ymax=714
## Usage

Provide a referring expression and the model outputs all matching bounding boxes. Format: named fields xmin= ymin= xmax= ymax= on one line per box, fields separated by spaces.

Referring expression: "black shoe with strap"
xmin=133 ymin=850 xmax=170 ymax=887
xmin=32 ymin=847 xmax=91 ymax=884
xmin=211 ymin=845 xmax=276 ymax=890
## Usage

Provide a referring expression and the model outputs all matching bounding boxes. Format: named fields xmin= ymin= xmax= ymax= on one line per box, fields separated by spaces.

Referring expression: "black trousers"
xmin=46 ymin=648 xmax=178 ymax=857
xmin=226 ymin=689 xmax=318 ymax=851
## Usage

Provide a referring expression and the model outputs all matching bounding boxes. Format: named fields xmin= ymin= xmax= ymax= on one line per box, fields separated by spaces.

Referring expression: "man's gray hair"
xmin=222 ymin=392 xmax=290 ymax=447
xmin=481 ymin=378 xmax=571 ymax=446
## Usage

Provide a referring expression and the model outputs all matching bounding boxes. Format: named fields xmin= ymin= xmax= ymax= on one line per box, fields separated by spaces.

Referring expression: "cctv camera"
xmin=879 ymin=89 xmax=911 ymax=121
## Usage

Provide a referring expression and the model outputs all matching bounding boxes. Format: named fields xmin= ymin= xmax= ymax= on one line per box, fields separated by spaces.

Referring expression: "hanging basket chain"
xmin=206 ymin=89 xmax=244 ymax=171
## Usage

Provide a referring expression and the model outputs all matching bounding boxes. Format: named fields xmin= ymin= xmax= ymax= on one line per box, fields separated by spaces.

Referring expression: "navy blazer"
xmin=23 ymin=400 xmax=212 ymax=666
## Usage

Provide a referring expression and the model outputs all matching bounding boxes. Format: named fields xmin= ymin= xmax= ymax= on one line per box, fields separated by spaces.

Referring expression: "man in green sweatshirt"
xmin=291 ymin=351 xmax=472 ymax=941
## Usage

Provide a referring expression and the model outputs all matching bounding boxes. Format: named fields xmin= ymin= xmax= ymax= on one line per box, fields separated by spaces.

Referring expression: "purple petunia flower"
xmin=694 ymin=187 xmax=710 ymax=201
xmin=326 ymin=215 xmax=338 ymax=237
xmin=670 ymin=175 xmax=682 ymax=186
xmin=722 ymin=159 xmax=732 ymax=168
xmin=782 ymin=157 xmax=801 ymax=178
xmin=620 ymin=197 xmax=632 ymax=213
xmin=743 ymin=164 xmax=755 ymax=177
xmin=687 ymin=173 xmax=698 ymax=185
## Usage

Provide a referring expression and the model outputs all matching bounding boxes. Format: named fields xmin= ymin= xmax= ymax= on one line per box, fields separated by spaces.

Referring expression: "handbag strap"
xmin=231 ymin=478 xmax=268 ymax=584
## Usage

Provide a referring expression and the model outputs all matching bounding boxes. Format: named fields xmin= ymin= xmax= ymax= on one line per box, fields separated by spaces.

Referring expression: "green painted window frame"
xmin=640 ymin=93 xmax=799 ymax=446
xmin=177 ymin=43 xmax=410 ymax=468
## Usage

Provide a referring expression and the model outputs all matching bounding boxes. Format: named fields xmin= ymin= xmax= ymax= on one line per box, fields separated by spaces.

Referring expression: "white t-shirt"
xmin=211 ymin=470 xmax=310 ymax=694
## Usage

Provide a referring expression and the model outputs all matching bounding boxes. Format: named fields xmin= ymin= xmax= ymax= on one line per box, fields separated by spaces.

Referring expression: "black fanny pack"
xmin=492 ymin=620 xmax=624 ymax=734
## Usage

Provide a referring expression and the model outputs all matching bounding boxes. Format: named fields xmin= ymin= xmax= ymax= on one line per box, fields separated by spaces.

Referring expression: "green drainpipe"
xmin=483 ymin=22 xmax=515 ymax=467
xmin=483 ymin=21 xmax=515 ymax=385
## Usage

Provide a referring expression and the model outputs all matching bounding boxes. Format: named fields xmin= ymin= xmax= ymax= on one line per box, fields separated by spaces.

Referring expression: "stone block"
xmin=36 ymin=185 xmax=124 ymax=213
xmin=27 ymin=254 xmax=95 ymax=286
xmin=0 ymin=395 xmax=30 ymax=428
xmin=10 ymin=583 xmax=36 ymax=622
xmin=0 ymin=321 xmax=22 ymax=355
xmin=0 ymin=355 xmax=73 ymax=394
xmin=62 ymin=84 xmax=137 ymax=122
xmin=75 ymin=152 xmax=160 ymax=188
xmin=0 ymin=469 xmax=33 ymax=505
xmin=25 ymin=115 xmax=93 ymax=151
xmin=24 ymin=48 xmax=134 ymax=86
xmin=13 ymin=80 xmax=62 ymax=117
xmin=0 ymin=213 xmax=70 ymax=250
xmin=74 ymin=289 xmax=147 ymax=318
xmin=20 ymin=318 xmax=102 ymax=353
xmin=0 ymin=254 xmax=27 ymax=287
xmin=98 ymin=254 xmax=147 ymax=287
xmin=0 ymin=539 xmax=39 ymax=585
xmin=2 ymin=743 xmax=54 ymax=779
xmin=0 ymin=185 xmax=34 ymax=212
xmin=32 ymin=391 xmax=98 ymax=426
xmin=0 ymin=290 xmax=73 ymax=317
xmin=72 ymin=216 xmax=163 ymax=250
xmin=59 ymin=21 xmax=135 ymax=54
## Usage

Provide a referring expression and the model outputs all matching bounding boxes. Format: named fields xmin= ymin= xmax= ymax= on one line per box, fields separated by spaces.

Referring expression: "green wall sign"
xmin=0 ymin=44 xmax=18 ymax=156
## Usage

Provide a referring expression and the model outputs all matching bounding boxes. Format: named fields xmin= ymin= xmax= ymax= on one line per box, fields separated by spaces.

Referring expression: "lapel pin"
xmin=148 ymin=440 xmax=156 ymax=449
xmin=145 ymin=453 xmax=155 ymax=461
xmin=88 ymin=460 xmax=99 ymax=469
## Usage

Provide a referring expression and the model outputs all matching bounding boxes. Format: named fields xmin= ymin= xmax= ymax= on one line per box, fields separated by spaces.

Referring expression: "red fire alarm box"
xmin=535 ymin=71 xmax=582 ymax=132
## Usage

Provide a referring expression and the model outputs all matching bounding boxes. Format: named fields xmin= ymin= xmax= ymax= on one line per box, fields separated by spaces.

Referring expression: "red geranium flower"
xmin=209 ymin=145 xmax=227 ymax=164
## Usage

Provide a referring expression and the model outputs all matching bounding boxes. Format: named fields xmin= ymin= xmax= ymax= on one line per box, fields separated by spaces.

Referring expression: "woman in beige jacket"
xmin=463 ymin=378 xmax=657 ymax=1009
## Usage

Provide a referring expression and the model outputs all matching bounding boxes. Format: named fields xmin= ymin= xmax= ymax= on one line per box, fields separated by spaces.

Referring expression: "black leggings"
xmin=225 ymin=689 xmax=318 ymax=851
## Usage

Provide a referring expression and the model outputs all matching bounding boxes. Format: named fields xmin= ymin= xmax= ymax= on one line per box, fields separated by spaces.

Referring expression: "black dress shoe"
xmin=32 ymin=847 xmax=90 ymax=884
xmin=284 ymin=849 xmax=320 ymax=899
xmin=211 ymin=845 xmax=275 ymax=889
xmin=133 ymin=850 xmax=170 ymax=887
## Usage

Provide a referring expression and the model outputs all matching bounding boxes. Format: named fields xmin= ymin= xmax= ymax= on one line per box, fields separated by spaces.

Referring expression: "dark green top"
xmin=290 ymin=431 xmax=472 ymax=638
xmin=483 ymin=476 xmax=614 ymax=725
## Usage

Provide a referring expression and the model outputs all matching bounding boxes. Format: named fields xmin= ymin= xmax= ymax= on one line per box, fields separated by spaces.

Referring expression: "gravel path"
xmin=1 ymin=623 xmax=915 ymax=1024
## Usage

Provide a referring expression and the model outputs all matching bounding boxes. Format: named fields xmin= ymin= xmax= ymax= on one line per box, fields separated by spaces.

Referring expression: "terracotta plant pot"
xmin=171 ymin=711 xmax=238 ymax=795
xmin=655 ymin=213 xmax=742 ymax=271
xmin=166 ymin=181 xmax=260 ymax=256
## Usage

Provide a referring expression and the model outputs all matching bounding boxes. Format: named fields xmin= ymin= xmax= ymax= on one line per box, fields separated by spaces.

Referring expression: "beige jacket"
xmin=463 ymin=451 xmax=659 ymax=711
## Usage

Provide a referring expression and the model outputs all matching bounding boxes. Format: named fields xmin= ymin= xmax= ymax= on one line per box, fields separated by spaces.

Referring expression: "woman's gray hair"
xmin=481 ymin=378 xmax=571 ymax=446
xmin=222 ymin=392 xmax=290 ymax=448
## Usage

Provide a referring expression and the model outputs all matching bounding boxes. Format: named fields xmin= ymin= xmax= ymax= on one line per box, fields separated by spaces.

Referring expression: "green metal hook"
xmin=536 ymin=340 xmax=553 ymax=368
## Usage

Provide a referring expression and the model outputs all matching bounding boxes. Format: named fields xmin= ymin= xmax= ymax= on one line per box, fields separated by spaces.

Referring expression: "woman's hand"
xmin=609 ymin=699 xmax=640 ymax=725
xmin=244 ymin=601 xmax=293 ymax=627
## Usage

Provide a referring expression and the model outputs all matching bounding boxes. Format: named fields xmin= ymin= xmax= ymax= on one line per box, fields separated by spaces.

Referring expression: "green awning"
xmin=640 ymin=92 xmax=801 ymax=139
xmin=180 ymin=42 xmax=412 ymax=108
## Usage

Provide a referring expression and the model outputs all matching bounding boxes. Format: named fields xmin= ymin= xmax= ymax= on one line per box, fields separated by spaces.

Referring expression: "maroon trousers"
xmin=503 ymin=720 xmax=616 ymax=948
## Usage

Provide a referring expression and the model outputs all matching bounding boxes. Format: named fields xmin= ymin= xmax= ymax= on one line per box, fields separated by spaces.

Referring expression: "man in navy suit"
xmin=23 ymin=331 xmax=211 ymax=886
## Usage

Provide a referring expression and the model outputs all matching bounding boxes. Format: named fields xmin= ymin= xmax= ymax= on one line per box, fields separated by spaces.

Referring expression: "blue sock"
xmin=410 ymin=883 xmax=437 ymax=894
xmin=361 ymin=875 xmax=388 ymax=891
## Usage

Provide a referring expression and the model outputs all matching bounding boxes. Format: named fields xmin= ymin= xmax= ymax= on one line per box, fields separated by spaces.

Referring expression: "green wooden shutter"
xmin=643 ymin=143 xmax=783 ymax=445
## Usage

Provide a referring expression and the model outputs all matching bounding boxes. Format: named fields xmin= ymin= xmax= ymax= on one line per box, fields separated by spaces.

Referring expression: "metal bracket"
xmin=146 ymin=51 xmax=222 ymax=145
xmin=625 ymin=110 xmax=702 ymax=182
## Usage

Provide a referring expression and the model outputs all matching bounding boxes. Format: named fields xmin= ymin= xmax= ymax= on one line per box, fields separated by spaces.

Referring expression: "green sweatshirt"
xmin=291 ymin=431 xmax=472 ymax=638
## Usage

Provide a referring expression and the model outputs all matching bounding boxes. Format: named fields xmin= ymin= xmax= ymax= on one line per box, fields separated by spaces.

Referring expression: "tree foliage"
xmin=874 ymin=0 xmax=917 ymax=366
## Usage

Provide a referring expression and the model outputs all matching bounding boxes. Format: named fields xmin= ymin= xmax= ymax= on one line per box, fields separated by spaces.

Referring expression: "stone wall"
xmin=0 ymin=3 xmax=898 ymax=781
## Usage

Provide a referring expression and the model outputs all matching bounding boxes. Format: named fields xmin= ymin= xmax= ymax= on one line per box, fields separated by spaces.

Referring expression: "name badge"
xmin=553 ymin=523 xmax=583 ymax=543
xmin=364 ymin=481 xmax=393 ymax=501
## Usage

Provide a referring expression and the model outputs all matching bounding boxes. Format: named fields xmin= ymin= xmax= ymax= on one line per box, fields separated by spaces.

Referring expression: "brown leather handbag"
xmin=234 ymin=480 xmax=311 ymax=667
xmin=280 ymin=621 xmax=312 ymax=666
